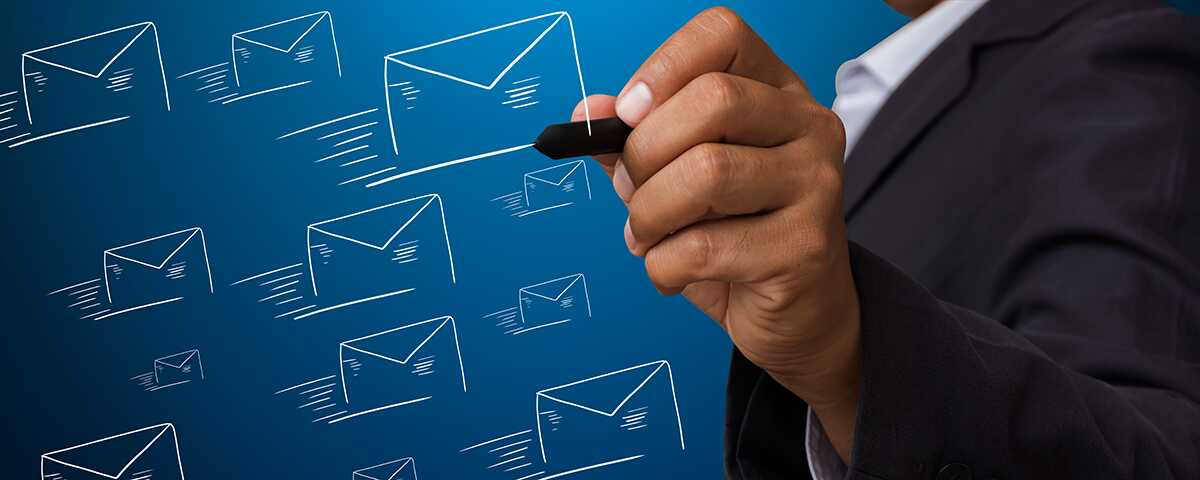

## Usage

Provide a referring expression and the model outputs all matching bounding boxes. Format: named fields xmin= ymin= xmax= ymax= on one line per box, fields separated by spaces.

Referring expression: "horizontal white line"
xmin=9 ymin=117 xmax=129 ymax=148
xmin=294 ymin=288 xmax=414 ymax=320
xmin=326 ymin=396 xmax=431 ymax=424
xmin=93 ymin=297 xmax=183 ymax=321
xmin=317 ymin=144 xmax=369 ymax=163
xmin=461 ymin=430 xmax=534 ymax=452
xmin=511 ymin=319 xmax=570 ymax=335
xmin=0 ymin=91 xmax=17 ymax=98
xmin=47 ymin=278 xmax=100 ymax=296
xmin=366 ymin=144 xmax=534 ymax=187
xmin=505 ymin=84 xmax=540 ymax=94
xmin=274 ymin=375 xmax=337 ymax=395
xmin=338 ymin=166 xmax=394 ymax=185
xmin=276 ymin=304 xmax=317 ymax=319
xmin=0 ymin=132 xmax=30 ymax=144
xmin=176 ymin=63 xmax=228 ymax=79
xmin=223 ymin=80 xmax=311 ymax=104
xmin=539 ymin=456 xmax=645 ymax=480
xmin=339 ymin=154 xmax=378 ymax=167
xmin=279 ymin=108 xmax=379 ymax=140
xmin=231 ymin=263 xmax=303 ymax=285
xmin=317 ymin=122 xmax=377 ymax=140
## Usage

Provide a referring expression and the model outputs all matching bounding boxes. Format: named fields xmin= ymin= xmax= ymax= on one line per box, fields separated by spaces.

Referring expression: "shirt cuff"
xmin=806 ymin=407 xmax=848 ymax=480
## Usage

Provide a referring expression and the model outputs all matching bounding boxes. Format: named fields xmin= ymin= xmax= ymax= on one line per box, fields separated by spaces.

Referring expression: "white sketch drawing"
xmin=41 ymin=423 xmax=185 ymax=480
xmin=353 ymin=457 xmax=418 ymax=480
xmin=102 ymin=227 xmax=213 ymax=318
xmin=493 ymin=160 xmax=593 ymax=218
xmin=372 ymin=11 xmax=590 ymax=186
xmin=459 ymin=429 xmax=544 ymax=480
xmin=273 ymin=374 xmax=349 ymax=424
xmin=230 ymin=262 xmax=318 ymax=320
xmin=338 ymin=316 xmax=466 ymax=419
xmin=274 ymin=107 xmax=396 ymax=187
xmin=130 ymin=349 xmax=205 ymax=391
xmin=535 ymin=361 xmax=685 ymax=468
xmin=307 ymin=194 xmax=455 ymax=311
xmin=228 ymin=11 xmax=341 ymax=103
xmin=512 ymin=273 xmax=590 ymax=335
xmin=174 ymin=62 xmax=236 ymax=104
xmin=17 ymin=22 xmax=170 ymax=148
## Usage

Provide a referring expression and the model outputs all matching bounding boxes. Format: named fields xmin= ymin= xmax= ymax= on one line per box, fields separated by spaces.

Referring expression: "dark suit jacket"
xmin=724 ymin=0 xmax=1200 ymax=478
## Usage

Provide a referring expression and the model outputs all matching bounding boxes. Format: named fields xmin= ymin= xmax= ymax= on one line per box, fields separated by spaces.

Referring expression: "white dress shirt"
xmin=808 ymin=2 xmax=988 ymax=478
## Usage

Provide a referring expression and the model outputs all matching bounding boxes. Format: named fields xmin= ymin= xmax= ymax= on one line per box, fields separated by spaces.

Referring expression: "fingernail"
xmin=615 ymin=82 xmax=652 ymax=126
xmin=613 ymin=160 xmax=634 ymax=202
xmin=624 ymin=218 xmax=638 ymax=253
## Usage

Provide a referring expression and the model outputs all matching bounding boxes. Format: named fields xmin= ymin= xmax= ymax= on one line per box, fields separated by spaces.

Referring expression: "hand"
xmin=575 ymin=7 xmax=862 ymax=461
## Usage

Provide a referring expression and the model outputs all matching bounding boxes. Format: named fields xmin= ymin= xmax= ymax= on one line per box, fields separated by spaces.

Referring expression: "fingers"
xmin=622 ymin=72 xmax=812 ymax=186
xmin=615 ymin=7 xmax=807 ymax=126
xmin=626 ymin=141 xmax=802 ymax=254
xmin=572 ymin=95 xmax=620 ymax=175
xmin=642 ymin=211 xmax=802 ymax=293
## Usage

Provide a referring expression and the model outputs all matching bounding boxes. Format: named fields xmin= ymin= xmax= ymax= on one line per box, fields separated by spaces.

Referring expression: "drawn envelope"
xmin=41 ymin=423 xmax=185 ymax=480
xmin=339 ymin=316 xmax=466 ymax=412
xmin=524 ymin=160 xmax=592 ymax=212
xmin=153 ymin=349 xmax=204 ymax=386
xmin=308 ymin=194 xmax=455 ymax=305
xmin=231 ymin=11 xmax=342 ymax=95
xmin=383 ymin=11 xmax=590 ymax=171
xmin=353 ymin=457 xmax=418 ymax=480
xmin=103 ymin=227 xmax=214 ymax=310
xmin=21 ymin=22 xmax=171 ymax=136
xmin=536 ymin=361 xmax=685 ymax=468
xmin=519 ymin=274 xmax=591 ymax=330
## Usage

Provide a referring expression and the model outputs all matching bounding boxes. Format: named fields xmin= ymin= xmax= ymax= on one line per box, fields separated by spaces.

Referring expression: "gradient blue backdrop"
xmin=3 ymin=1 xmax=1189 ymax=478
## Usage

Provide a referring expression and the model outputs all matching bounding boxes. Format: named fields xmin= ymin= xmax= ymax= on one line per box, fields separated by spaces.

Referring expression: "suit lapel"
xmin=841 ymin=0 xmax=1094 ymax=219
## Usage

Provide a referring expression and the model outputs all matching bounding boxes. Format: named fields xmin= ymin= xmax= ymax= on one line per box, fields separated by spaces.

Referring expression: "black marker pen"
xmin=533 ymin=117 xmax=632 ymax=160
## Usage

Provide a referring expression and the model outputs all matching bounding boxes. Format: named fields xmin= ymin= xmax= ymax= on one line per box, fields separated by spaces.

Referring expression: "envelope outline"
xmin=518 ymin=273 xmax=592 ymax=324
xmin=40 ymin=423 xmax=184 ymax=480
xmin=21 ymin=21 xmax=172 ymax=124
xmin=535 ymin=360 xmax=686 ymax=462
xmin=338 ymin=316 xmax=467 ymax=404
xmin=307 ymin=194 xmax=456 ymax=297
xmin=523 ymin=160 xmax=592 ymax=207
xmin=383 ymin=11 xmax=591 ymax=155
xmin=153 ymin=349 xmax=204 ymax=384
xmin=230 ymin=11 xmax=343 ymax=87
xmin=352 ymin=457 xmax=416 ymax=480
xmin=103 ymin=227 xmax=214 ymax=303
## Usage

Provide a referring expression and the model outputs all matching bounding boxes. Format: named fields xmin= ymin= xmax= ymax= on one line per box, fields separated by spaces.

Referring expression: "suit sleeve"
xmin=727 ymin=8 xmax=1200 ymax=480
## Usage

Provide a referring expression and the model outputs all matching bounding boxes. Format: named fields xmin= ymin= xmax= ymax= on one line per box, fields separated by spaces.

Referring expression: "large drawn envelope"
xmin=353 ymin=457 xmax=417 ymax=480
xmin=308 ymin=194 xmax=455 ymax=305
xmin=231 ymin=11 xmax=342 ymax=95
xmin=153 ymin=350 xmax=204 ymax=386
xmin=383 ymin=11 xmax=589 ymax=173
xmin=523 ymin=160 xmax=592 ymax=211
xmin=536 ymin=361 xmax=685 ymax=468
xmin=21 ymin=22 xmax=171 ymax=136
xmin=339 ymin=316 xmax=466 ymax=412
xmin=519 ymin=273 xmax=591 ymax=329
xmin=103 ymin=227 xmax=213 ymax=310
xmin=41 ymin=423 xmax=185 ymax=480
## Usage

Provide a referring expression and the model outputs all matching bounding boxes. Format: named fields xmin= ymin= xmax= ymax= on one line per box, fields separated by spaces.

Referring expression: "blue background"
xmin=2 ymin=1 xmax=1191 ymax=478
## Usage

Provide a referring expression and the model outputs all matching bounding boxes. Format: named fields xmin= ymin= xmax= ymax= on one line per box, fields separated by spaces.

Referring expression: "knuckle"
xmin=697 ymin=6 xmax=749 ymax=39
xmin=691 ymin=144 xmax=733 ymax=196
xmin=697 ymin=72 xmax=743 ymax=114
xmin=642 ymin=249 xmax=674 ymax=290
xmin=680 ymin=229 xmax=717 ymax=275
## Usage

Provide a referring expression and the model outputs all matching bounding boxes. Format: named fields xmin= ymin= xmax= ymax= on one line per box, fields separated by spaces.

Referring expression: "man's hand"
xmin=575 ymin=7 xmax=861 ymax=461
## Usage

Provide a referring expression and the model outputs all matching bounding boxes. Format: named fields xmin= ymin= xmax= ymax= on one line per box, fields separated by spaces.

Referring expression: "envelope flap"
xmin=538 ymin=362 xmax=664 ymax=416
xmin=105 ymin=228 xmax=199 ymax=269
xmin=521 ymin=274 xmax=582 ymax=301
xmin=526 ymin=161 xmax=583 ymax=186
xmin=43 ymin=424 xmax=170 ymax=479
xmin=234 ymin=12 xmax=327 ymax=53
xmin=24 ymin=23 xmax=150 ymax=78
xmin=310 ymin=195 xmax=437 ymax=250
xmin=387 ymin=12 xmax=563 ymax=89
xmin=342 ymin=317 xmax=448 ymax=365
xmin=155 ymin=350 xmax=197 ymax=368
xmin=354 ymin=457 xmax=413 ymax=480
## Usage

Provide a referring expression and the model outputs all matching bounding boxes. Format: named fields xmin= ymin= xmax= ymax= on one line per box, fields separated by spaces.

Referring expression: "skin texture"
xmin=575 ymin=7 xmax=866 ymax=462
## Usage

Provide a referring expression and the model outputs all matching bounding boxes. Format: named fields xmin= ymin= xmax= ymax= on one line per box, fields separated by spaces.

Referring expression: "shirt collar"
xmin=856 ymin=0 xmax=989 ymax=91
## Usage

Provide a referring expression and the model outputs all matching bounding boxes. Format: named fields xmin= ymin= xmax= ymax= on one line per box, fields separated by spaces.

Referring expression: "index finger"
xmin=614 ymin=7 xmax=808 ymax=126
